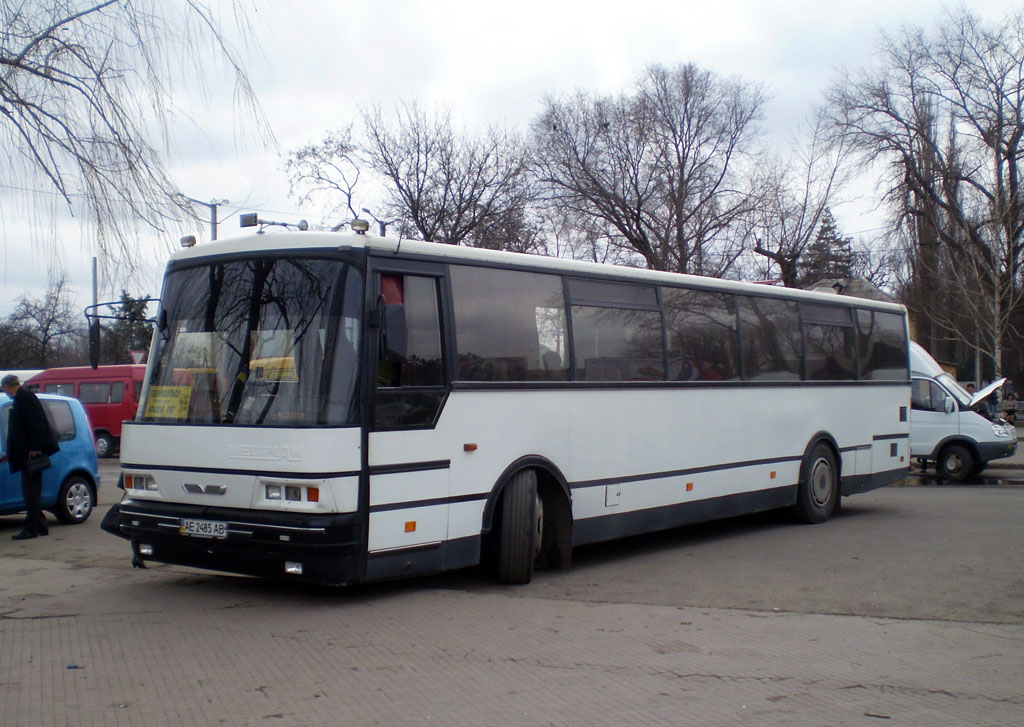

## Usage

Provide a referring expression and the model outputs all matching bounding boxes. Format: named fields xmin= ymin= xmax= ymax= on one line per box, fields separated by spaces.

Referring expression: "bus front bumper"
xmin=101 ymin=499 xmax=366 ymax=585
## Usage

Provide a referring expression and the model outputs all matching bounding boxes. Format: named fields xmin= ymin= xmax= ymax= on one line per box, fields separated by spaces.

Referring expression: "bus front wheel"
xmin=497 ymin=469 xmax=540 ymax=584
xmin=794 ymin=443 xmax=838 ymax=524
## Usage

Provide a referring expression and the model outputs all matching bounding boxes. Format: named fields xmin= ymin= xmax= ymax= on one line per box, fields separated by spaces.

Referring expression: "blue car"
xmin=1 ymin=394 xmax=100 ymax=525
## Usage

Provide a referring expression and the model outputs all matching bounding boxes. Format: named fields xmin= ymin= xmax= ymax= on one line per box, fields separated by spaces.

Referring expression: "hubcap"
xmin=65 ymin=482 xmax=93 ymax=520
xmin=944 ymin=452 xmax=965 ymax=476
xmin=809 ymin=457 xmax=834 ymax=507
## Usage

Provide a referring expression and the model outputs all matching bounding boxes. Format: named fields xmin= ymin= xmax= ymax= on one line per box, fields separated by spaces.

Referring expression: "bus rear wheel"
xmin=794 ymin=443 xmax=838 ymax=524
xmin=497 ymin=469 xmax=541 ymax=584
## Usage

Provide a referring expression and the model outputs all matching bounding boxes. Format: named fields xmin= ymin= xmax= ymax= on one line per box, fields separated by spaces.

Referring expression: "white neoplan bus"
xmin=102 ymin=228 xmax=911 ymax=584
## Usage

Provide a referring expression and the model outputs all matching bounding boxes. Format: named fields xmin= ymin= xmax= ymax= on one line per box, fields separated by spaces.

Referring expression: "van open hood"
xmin=971 ymin=378 xmax=1006 ymax=407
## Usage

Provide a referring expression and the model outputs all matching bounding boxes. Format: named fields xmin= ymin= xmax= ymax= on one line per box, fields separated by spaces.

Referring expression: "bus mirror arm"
xmin=381 ymin=304 xmax=407 ymax=363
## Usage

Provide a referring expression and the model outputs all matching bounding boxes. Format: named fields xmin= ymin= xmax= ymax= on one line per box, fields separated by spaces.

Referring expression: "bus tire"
xmin=497 ymin=469 xmax=538 ymax=584
xmin=937 ymin=443 xmax=973 ymax=482
xmin=794 ymin=443 xmax=838 ymax=524
xmin=94 ymin=432 xmax=114 ymax=458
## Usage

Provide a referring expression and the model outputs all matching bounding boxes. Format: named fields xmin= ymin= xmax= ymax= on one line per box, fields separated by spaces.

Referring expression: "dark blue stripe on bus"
xmin=449 ymin=379 xmax=910 ymax=391
xmin=369 ymin=492 xmax=488 ymax=513
xmin=568 ymin=455 xmax=804 ymax=490
xmin=119 ymin=462 xmax=361 ymax=480
xmin=368 ymin=459 xmax=452 ymax=476
xmin=872 ymin=433 xmax=910 ymax=441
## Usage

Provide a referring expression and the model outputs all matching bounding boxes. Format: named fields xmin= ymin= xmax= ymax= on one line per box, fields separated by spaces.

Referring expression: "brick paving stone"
xmin=2 ymin=584 xmax=1023 ymax=727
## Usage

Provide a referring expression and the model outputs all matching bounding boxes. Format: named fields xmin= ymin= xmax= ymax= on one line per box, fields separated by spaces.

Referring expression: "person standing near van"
xmin=2 ymin=374 xmax=59 ymax=540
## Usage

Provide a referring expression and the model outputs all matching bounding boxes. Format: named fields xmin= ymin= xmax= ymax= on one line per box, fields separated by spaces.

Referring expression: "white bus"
xmin=102 ymin=228 xmax=910 ymax=584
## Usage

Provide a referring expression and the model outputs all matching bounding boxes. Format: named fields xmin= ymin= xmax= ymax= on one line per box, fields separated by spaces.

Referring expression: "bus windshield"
xmin=140 ymin=257 xmax=362 ymax=427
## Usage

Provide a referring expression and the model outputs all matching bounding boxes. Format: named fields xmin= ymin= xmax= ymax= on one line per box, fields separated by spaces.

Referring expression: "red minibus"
xmin=26 ymin=365 xmax=146 ymax=457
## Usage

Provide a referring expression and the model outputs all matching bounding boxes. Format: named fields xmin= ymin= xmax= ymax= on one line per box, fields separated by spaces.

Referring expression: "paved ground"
xmin=1 ymin=458 xmax=1022 ymax=726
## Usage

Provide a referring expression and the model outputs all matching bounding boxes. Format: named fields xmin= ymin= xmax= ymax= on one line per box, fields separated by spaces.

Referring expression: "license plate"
xmin=180 ymin=518 xmax=227 ymax=538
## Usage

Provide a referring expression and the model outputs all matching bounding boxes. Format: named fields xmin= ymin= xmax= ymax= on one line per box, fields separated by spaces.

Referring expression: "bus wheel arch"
xmin=794 ymin=435 xmax=841 ymax=524
xmin=484 ymin=457 xmax=573 ymax=582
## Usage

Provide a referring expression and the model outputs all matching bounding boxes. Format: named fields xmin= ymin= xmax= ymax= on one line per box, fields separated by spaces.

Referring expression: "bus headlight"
xmin=124 ymin=474 xmax=157 ymax=491
xmin=265 ymin=484 xmax=283 ymax=500
xmin=993 ymin=424 xmax=1010 ymax=438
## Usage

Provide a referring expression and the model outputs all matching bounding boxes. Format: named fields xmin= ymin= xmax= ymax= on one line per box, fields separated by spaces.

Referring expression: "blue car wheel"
xmin=56 ymin=476 xmax=95 ymax=524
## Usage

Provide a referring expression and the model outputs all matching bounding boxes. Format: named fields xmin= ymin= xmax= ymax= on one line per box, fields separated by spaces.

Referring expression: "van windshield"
xmin=936 ymin=373 xmax=971 ymax=408
xmin=140 ymin=257 xmax=363 ymax=427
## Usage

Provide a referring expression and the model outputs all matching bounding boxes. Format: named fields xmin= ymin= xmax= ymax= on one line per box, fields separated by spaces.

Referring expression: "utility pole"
xmin=180 ymin=195 xmax=228 ymax=241
xmin=362 ymin=208 xmax=393 ymax=237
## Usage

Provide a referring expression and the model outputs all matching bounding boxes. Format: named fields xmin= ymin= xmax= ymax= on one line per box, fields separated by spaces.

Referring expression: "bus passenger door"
xmin=366 ymin=266 xmax=451 ymax=567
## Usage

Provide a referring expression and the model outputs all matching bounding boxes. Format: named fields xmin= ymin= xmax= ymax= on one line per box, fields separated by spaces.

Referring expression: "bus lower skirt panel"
xmin=364 ymin=535 xmax=480 ymax=582
xmin=572 ymin=485 xmax=799 ymax=547
xmin=841 ymin=466 xmax=908 ymax=496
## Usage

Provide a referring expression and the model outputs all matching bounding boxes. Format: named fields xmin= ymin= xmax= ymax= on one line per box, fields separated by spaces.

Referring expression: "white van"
xmin=910 ymin=342 xmax=1016 ymax=480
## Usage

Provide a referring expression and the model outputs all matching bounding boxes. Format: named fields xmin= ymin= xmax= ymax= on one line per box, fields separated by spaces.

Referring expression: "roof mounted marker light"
xmin=351 ymin=219 xmax=370 ymax=235
xmin=180 ymin=235 xmax=197 ymax=248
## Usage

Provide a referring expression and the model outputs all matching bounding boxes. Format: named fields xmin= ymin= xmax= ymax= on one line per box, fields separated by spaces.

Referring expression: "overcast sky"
xmin=1 ymin=0 xmax=1020 ymax=319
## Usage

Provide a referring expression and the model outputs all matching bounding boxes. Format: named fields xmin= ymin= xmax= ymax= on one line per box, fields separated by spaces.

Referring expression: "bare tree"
xmin=748 ymin=111 xmax=850 ymax=286
xmin=530 ymin=63 xmax=765 ymax=276
xmin=360 ymin=103 xmax=535 ymax=247
xmin=1 ymin=1 xmax=269 ymax=269
xmin=828 ymin=8 xmax=1024 ymax=384
xmin=5 ymin=275 xmax=85 ymax=367
xmin=286 ymin=126 xmax=363 ymax=227
xmin=535 ymin=206 xmax=643 ymax=266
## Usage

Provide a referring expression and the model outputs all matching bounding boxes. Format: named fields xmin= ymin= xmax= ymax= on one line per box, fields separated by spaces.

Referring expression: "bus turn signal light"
xmin=405 ymin=521 xmax=417 ymax=533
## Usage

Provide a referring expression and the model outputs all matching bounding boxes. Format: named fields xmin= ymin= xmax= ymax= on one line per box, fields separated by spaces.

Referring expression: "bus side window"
xmin=375 ymin=274 xmax=445 ymax=429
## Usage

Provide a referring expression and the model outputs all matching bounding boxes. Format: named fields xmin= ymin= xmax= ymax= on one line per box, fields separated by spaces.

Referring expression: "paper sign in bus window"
xmin=144 ymin=386 xmax=193 ymax=419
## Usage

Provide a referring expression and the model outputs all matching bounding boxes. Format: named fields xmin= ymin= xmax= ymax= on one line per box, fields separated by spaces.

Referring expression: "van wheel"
xmin=94 ymin=433 xmax=114 ymax=458
xmin=937 ymin=444 xmax=974 ymax=482
xmin=497 ymin=469 xmax=539 ymax=584
xmin=794 ymin=443 xmax=838 ymax=524
xmin=56 ymin=476 xmax=95 ymax=524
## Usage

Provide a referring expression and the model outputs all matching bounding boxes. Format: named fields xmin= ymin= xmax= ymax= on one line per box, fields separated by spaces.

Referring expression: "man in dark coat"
xmin=2 ymin=374 xmax=60 ymax=539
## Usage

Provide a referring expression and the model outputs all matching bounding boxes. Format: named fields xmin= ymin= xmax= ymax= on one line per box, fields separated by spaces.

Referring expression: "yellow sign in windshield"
xmin=144 ymin=386 xmax=193 ymax=419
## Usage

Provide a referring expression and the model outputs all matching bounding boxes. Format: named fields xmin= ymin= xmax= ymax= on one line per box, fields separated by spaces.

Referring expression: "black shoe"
xmin=38 ymin=528 xmax=49 ymax=537
xmin=12 ymin=530 xmax=38 ymax=540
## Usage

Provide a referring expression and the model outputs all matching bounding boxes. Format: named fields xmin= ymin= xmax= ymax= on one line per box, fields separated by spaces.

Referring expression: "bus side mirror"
xmin=88 ymin=319 xmax=101 ymax=369
xmin=944 ymin=397 xmax=955 ymax=414
xmin=381 ymin=304 xmax=407 ymax=363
